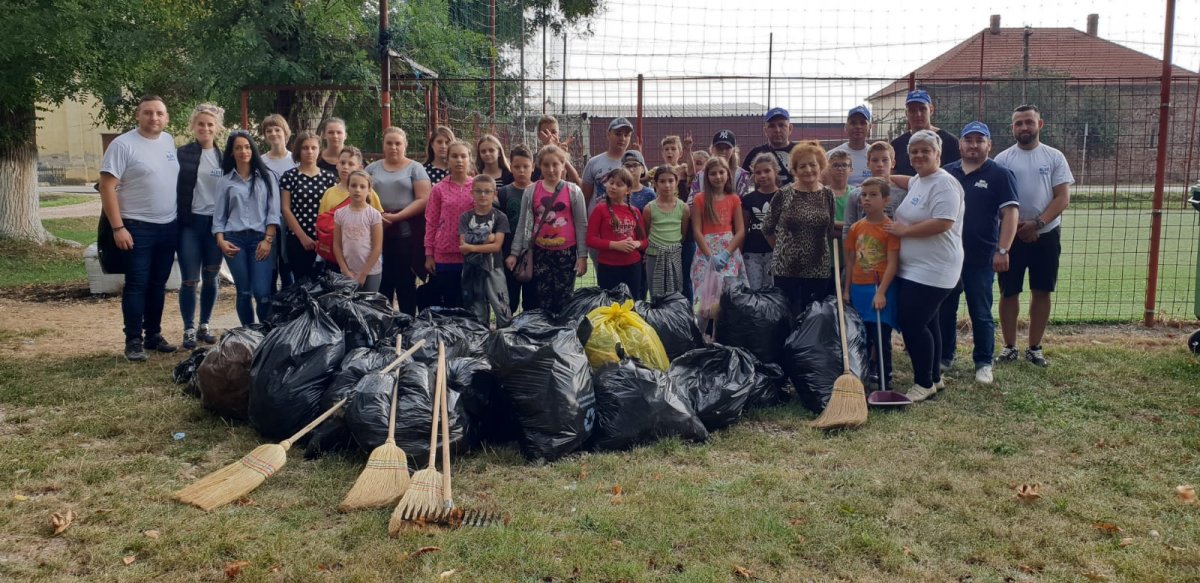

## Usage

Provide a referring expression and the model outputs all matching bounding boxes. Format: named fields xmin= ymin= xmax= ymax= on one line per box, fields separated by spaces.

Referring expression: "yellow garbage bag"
xmin=585 ymin=300 xmax=670 ymax=371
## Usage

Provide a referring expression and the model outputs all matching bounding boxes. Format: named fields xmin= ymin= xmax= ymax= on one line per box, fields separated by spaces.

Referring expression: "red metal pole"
xmin=431 ymin=80 xmax=440 ymax=132
xmin=1144 ymin=0 xmax=1176 ymax=327
xmin=978 ymin=31 xmax=986 ymax=118
xmin=240 ymin=89 xmax=249 ymax=129
xmin=380 ymin=0 xmax=391 ymax=130
xmin=908 ymin=72 xmax=916 ymax=92
xmin=636 ymin=74 xmax=645 ymax=148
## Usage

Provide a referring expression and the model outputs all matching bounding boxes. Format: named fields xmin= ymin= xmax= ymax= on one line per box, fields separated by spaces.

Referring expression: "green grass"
xmin=39 ymin=194 xmax=95 ymax=209
xmin=45 ymin=216 xmax=98 ymax=247
xmin=1 ymin=344 xmax=1198 ymax=581
xmin=0 ymin=218 xmax=97 ymax=288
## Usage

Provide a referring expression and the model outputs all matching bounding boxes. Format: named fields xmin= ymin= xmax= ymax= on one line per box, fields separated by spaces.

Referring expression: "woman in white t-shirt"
xmin=885 ymin=129 xmax=965 ymax=402
xmin=175 ymin=103 xmax=226 ymax=350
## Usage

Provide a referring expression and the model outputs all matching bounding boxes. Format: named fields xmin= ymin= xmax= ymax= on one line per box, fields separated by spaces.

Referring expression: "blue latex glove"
xmin=712 ymin=249 xmax=730 ymax=271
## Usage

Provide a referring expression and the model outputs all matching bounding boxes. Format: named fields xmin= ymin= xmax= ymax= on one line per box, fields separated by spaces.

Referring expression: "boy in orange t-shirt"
xmin=843 ymin=177 xmax=900 ymax=390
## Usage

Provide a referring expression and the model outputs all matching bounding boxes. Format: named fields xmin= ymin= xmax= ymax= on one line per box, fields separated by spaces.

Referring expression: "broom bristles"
xmin=337 ymin=443 xmax=411 ymax=512
xmin=387 ymin=468 xmax=443 ymax=536
xmin=809 ymin=374 xmax=868 ymax=430
xmin=174 ymin=444 xmax=287 ymax=511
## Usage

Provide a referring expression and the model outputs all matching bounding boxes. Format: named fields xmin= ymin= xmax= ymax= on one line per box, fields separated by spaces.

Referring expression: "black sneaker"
xmin=997 ymin=346 xmax=1019 ymax=363
xmin=182 ymin=328 xmax=197 ymax=350
xmin=1025 ymin=346 xmax=1048 ymax=367
xmin=125 ymin=338 xmax=148 ymax=362
xmin=144 ymin=334 xmax=178 ymax=354
xmin=197 ymin=324 xmax=217 ymax=344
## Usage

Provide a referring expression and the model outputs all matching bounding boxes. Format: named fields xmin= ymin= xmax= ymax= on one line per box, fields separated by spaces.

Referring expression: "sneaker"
xmin=124 ymin=338 xmax=148 ymax=362
xmin=143 ymin=334 xmax=178 ymax=354
xmin=182 ymin=328 xmax=198 ymax=350
xmin=997 ymin=346 xmax=1019 ymax=363
xmin=1025 ymin=346 xmax=1048 ymax=367
xmin=935 ymin=377 xmax=947 ymax=391
xmin=940 ymin=358 xmax=955 ymax=370
xmin=975 ymin=365 xmax=994 ymax=384
xmin=197 ymin=324 xmax=217 ymax=345
xmin=906 ymin=383 xmax=938 ymax=403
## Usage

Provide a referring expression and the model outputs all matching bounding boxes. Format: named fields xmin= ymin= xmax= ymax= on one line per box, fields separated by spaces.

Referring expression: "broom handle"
xmin=874 ymin=274 xmax=887 ymax=392
xmin=426 ymin=342 xmax=445 ymax=470
xmin=439 ymin=352 xmax=453 ymax=507
xmin=381 ymin=339 xmax=426 ymax=374
xmin=385 ymin=336 xmax=402 ymax=445
xmin=831 ymin=243 xmax=851 ymax=375
xmin=280 ymin=397 xmax=348 ymax=450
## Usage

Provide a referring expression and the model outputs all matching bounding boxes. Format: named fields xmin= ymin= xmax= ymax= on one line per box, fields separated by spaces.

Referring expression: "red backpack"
xmin=315 ymin=198 xmax=352 ymax=263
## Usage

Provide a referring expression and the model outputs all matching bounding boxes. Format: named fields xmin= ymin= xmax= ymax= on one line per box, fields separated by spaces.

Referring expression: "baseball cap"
xmin=847 ymin=105 xmax=872 ymax=122
xmin=621 ymin=150 xmax=646 ymax=167
xmin=712 ymin=130 xmax=736 ymax=147
xmin=608 ymin=117 xmax=633 ymax=132
xmin=960 ymin=121 xmax=991 ymax=139
xmin=764 ymin=107 xmax=790 ymax=123
xmin=906 ymin=89 xmax=932 ymax=105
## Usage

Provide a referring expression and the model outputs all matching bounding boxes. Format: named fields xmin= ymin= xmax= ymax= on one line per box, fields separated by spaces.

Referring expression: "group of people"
xmin=101 ymin=91 xmax=1073 ymax=404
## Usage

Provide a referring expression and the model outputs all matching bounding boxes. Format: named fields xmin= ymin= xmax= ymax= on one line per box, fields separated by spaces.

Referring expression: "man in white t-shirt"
xmin=993 ymin=105 xmax=1074 ymax=368
xmin=829 ymin=105 xmax=873 ymax=187
xmin=99 ymin=95 xmax=182 ymax=362
xmin=581 ymin=117 xmax=633 ymax=210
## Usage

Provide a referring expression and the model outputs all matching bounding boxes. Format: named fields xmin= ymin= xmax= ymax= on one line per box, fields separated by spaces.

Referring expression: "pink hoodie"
xmin=424 ymin=177 xmax=474 ymax=264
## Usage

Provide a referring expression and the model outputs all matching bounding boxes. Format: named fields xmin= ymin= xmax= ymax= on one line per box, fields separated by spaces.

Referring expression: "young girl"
xmin=317 ymin=117 xmax=347 ymax=174
xmin=318 ymin=146 xmax=384 ymax=214
xmin=475 ymin=134 xmax=514 ymax=191
xmin=334 ymin=171 xmax=384 ymax=292
xmin=260 ymin=114 xmax=297 ymax=179
xmin=498 ymin=145 xmax=535 ymax=311
xmin=691 ymin=157 xmax=748 ymax=331
xmin=690 ymin=130 xmax=752 ymax=198
xmin=506 ymin=145 xmax=588 ymax=314
xmin=423 ymin=125 xmax=455 ymax=185
xmin=424 ymin=141 xmax=476 ymax=308
xmin=741 ymin=153 xmax=780 ymax=289
xmin=280 ymin=131 xmax=339 ymax=281
xmin=587 ymin=168 xmax=647 ymax=297
xmin=643 ymin=165 xmax=690 ymax=298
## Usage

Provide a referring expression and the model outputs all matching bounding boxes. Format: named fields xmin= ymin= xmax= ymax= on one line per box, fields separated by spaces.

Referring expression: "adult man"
xmin=890 ymin=89 xmax=961 ymax=176
xmin=742 ymin=107 xmax=797 ymax=186
xmin=994 ymin=105 xmax=1073 ymax=367
xmin=581 ymin=117 xmax=633 ymax=209
xmin=940 ymin=122 xmax=1019 ymax=384
xmin=829 ymin=105 xmax=873 ymax=187
xmin=99 ymin=96 xmax=181 ymax=362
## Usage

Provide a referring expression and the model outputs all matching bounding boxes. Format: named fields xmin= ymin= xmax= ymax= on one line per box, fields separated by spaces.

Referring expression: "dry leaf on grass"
xmin=143 ymin=530 xmax=160 ymax=539
xmin=1018 ymin=564 xmax=1041 ymax=574
xmin=610 ymin=484 xmax=624 ymax=505
xmin=409 ymin=546 xmax=441 ymax=559
xmin=1082 ymin=570 xmax=1109 ymax=581
xmin=1014 ymin=483 xmax=1042 ymax=502
xmin=224 ymin=561 xmax=250 ymax=579
xmin=1119 ymin=537 xmax=1134 ymax=548
xmin=1092 ymin=522 xmax=1123 ymax=534
xmin=1176 ymin=485 xmax=1196 ymax=503
xmin=439 ymin=569 xmax=459 ymax=579
xmin=733 ymin=565 xmax=753 ymax=579
xmin=13 ymin=494 xmax=28 ymax=501
xmin=122 ymin=556 xmax=136 ymax=566
xmin=578 ymin=461 xmax=589 ymax=481
xmin=49 ymin=509 xmax=75 ymax=535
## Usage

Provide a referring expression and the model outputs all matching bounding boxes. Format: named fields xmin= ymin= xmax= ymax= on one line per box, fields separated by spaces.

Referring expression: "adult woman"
xmin=366 ymin=127 xmax=431 ymax=314
xmin=886 ymin=129 xmax=965 ymax=402
xmin=762 ymin=141 xmax=837 ymax=316
xmin=175 ymin=103 xmax=225 ymax=349
xmin=423 ymin=125 xmax=455 ymax=185
xmin=279 ymin=131 xmax=338 ymax=281
xmin=317 ymin=117 xmax=347 ymax=174
xmin=213 ymin=132 xmax=281 ymax=326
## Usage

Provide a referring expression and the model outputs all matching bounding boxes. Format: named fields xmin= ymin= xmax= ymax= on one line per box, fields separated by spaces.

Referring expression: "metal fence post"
xmin=636 ymin=74 xmax=645 ymax=148
xmin=1144 ymin=0 xmax=1176 ymax=327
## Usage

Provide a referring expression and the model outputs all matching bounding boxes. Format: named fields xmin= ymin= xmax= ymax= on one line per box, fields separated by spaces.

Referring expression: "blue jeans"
xmin=122 ymin=219 xmax=178 ymax=341
xmin=681 ymin=239 xmax=696 ymax=303
xmin=938 ymin=263 xmax=997 ymax=368
xmin=223 ymin=230 xmax=275 ymax=326
xmin=177 ymin=215 xmax=222 ymax=331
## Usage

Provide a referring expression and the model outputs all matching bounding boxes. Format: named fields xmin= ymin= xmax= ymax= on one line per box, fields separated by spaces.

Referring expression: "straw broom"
xmin=388 ymin=342 xmax=447 ymax=535
xmin=337 ymin=337 xmax=426 ymax=511
xmin=809 ymin=244 xmax=868 ymax=430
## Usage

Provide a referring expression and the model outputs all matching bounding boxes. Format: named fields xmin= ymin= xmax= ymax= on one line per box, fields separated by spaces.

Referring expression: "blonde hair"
xmin=347 ymin=169 xmax=372 ymax=188
xmin=789 ymin=141 xmax=828 ymax=175
xmin=701 ymin=157 xmax=735 ymax=225
xmin=536 ymin=115 xmax=558 ymax=132
xmin=536 ymin=144 xmax=568 ymax=168
xmin=188 ymin=102 xmax=226 ymax=135
xmin=661 ymin=135 xmax=681 ymax=148
xmin=474 ymin=134 xmax=511 ymax=176
xmin=260 ymin=114 xmax=291 ymax=139
xmin=867 ymin=141 xmax=895 ymax=160
xmin=383 ymin=126 xmax=407 ymax=140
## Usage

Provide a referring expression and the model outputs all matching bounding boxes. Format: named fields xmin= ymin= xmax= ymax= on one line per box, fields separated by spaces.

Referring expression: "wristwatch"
xmin=1035 ymin=217 xmax=1046 ymax=230
xmin=997 ymin=248 xmax=1008 ymax=256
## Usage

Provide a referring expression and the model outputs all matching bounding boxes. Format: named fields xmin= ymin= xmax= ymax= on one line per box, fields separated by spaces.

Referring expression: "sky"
xmin=509 ymin=0 xmax=1200 ymax=117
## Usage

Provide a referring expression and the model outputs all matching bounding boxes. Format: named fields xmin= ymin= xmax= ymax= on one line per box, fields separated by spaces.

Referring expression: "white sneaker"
xmin=975 ymin=365 xmax=994 ymax=384
xmin=906 ymin=383 xmax=937 ymax=403
xmin=935 ymin=377 xmax=947 ymax=391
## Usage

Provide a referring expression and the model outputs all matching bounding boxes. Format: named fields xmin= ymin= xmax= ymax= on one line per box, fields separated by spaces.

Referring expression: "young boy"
xmin=827 ymin=149 xmax=857 ymax=234
xmin=534 ymin=115 xmax=582 ymax=185
xmin=842 ymin=141 xmax=908 ymax=238
xmin=459 ymin=175 xmax=512 ymax=328
xmin=623 ymin=150 xmax=656 ymax=210
xmin=660 ymin=135 xmax=694 ymax=203
xmin=843 ymin=177 xmax=900 ymax=390
xmin=498 ymin=145 xmax=535 ymax=312
xmin=741 ymin=153 xmax=779 ymax=289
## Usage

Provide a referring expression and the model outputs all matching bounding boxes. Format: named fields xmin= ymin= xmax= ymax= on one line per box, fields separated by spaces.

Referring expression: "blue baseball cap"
xmin=961 ymin=121 xmax=991 ymax=139
xmin=608 ymin=117 xmax=633 ymax=132
xmin=847 ymin=105 xmax=872 ymax=122
xmin=906 ymin=89 xmax=932 ymax=105
xmin=764 ymin=107 xmax=790 ymax=122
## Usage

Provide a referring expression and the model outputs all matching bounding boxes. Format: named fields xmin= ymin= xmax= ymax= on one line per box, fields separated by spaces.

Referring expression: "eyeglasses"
xmin=831 ymin=163 xmax=852 ymax=170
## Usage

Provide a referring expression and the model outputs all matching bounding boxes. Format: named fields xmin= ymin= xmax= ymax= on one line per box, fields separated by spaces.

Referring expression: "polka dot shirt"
xmin=279 ymin=167 xmax=338 ymax=238
xmin=424 ymin=162 xmax=449 ymax=186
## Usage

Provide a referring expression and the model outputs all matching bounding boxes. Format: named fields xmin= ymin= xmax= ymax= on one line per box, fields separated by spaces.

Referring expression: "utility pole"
xmin=1022 ymin=26 xmax=1031 ymax=103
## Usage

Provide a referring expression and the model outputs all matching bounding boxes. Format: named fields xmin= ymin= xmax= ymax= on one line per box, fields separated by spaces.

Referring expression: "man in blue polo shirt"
xmin=939 ymin=121 xmax=1019 ymax=384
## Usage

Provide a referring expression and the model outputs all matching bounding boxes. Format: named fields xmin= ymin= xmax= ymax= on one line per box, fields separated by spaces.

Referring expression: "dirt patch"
xmin=0 ymin=282 xmax=112 ymax=304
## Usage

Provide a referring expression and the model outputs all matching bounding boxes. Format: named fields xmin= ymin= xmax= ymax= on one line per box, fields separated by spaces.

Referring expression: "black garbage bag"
xmin=403 ymin=308 xmax=492 ymax=363
xmin=634 ymin=293 xmax=703 ymax=360
xmin=267 ymin=271 xmax=360 ymax=326
xmin=747 ymin=360 xmax=791 ymax=409
xmin=173 ymin=348 xmax=209 ymax=398
xmin=781 ymin=297 xmax=869 ymax=414
xmin=446 ymin=357 xmax=515 ymax=444
xmin=487 ymin=321 xmax=595 ymax=462
xmin=344 ymin=363 xmax=471 ymax=460
xmin=561 ymin=284 xmax=633 ymax=323
xmin=715 ymin=285 xmax=791 ymax=364
xmin=248 ymin=299 xmax=345 ymax=439
xmin=305 ymin=346 xmax=393 ymax=459
xmin=319 ymin=291 xmax=397 ymax=350
xmin=196 ymin=327 xmax=265 ymax=419
xmin=668 ymin=345 xmax=757 ymax=431
xmin=592 ymin=357 xmax=708 ymax=451
xmin=510 ymin=308 xmax=565 ymax=331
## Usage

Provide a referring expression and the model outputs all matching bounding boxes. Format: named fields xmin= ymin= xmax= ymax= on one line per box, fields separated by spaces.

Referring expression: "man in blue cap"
xmin=890 ymin=89 xmax=960 ymax=176
xmin=939 ymin=121 xmax=1019 ymax=384
xmin=582 ymin=117 xmax=634 ymax=209
xmin=742 ymin=107 xmax=797 ymax=186
xmin=830 ymin=105 xmax=874 ymax=187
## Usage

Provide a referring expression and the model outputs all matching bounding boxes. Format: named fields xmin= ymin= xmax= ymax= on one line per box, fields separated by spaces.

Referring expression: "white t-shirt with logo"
xmin=894 ymin=169 xmax=964 ymax=289
xmin=994 ymin=143 xmax=1074 ymax=234
xmin=191 ymin=148 xmax=223 ymax=216
xmin=101 ymin=129 xmax=180 ymax=224
xmin=830 ymin=142 xmax=871 ymax=187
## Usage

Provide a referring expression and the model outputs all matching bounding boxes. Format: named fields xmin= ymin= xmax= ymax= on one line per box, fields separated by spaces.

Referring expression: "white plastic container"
xmin=84 ymin=243 xmax=183 ymax=294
